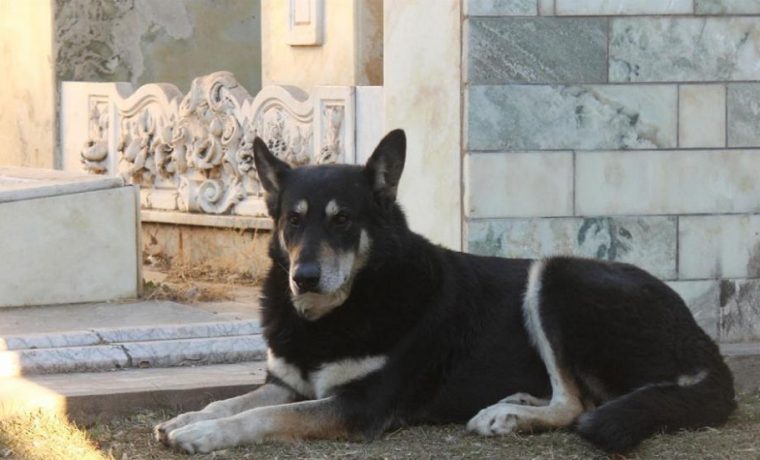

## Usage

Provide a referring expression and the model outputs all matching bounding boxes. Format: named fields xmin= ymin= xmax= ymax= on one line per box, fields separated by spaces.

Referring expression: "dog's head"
xmin=253 ymin=130 xmax=406 ymax=320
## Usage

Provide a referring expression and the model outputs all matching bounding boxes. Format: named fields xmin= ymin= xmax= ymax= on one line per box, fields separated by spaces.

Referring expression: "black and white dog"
xmin=155 ymin=130 xmax=736 ymax=454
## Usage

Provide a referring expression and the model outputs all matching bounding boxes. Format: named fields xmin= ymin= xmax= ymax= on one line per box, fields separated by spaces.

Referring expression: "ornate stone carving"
xmin=66 ymin=72 xmax=356 ymax=219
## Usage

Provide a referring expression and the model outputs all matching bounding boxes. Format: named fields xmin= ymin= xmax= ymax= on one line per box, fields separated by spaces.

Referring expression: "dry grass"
xmin=1 ymin=393 xmax=757 ymax=459
xmin=4 ymin=394 xmax=756 ymax=460
xmin=142 ymin=280 xmax=234 ymax=303
xmin=0 ymin=411 xmax=107 ymax=460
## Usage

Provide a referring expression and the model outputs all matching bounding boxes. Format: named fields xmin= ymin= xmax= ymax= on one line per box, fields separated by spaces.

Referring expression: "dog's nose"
xmin=293 ymin=263 xmax=321 ymax=293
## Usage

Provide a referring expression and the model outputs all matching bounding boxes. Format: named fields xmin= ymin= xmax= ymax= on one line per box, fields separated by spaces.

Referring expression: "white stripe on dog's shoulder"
xmin=313 ymin=355 xmax=387 ymax=399
xmin=325 ymin=199 xmax=339 ymax=217
xmin=677 ymin=369 xmax=708 ymax=387
xmin=267 ymin=350 xmax=315 ymax=398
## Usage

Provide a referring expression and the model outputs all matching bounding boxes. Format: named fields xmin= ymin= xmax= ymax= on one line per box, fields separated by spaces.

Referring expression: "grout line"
xmin=571 ymin=150 xmax=577 ymax=216
xmin=468 ymin=212 xmax=760 ymax=221
xmin=676 ymin=83 xmax=681 ymax=147
xmin=675 ymin=215 xmax=680 ymax=278
xmin=468 ymin=146 xmax=760 ymax=153
xmin=725 ymin=84 xmax=729 ymax=148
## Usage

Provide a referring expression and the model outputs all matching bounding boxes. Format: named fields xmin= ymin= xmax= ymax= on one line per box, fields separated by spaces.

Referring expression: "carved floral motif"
xmin=79 ymin=72 xmax=351 ymax=216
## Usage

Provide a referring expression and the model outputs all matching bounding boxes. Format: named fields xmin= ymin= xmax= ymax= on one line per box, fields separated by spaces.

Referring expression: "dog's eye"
xmin=333 ymin=211 xmax=351 ymax=226
xmin=287 ymin=213 xmax=302 ymax=227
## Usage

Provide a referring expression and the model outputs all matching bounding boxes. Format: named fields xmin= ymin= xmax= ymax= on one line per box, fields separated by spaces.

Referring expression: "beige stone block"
xmin=465 ymin=152 xmax=574 ymax=218
xmin=576 ymin=150 xmax=760 ymax=215
xmin=679 ymin=215 xmax=760 ymax=280
xmin=679 ymin=85 xmax=726 ymax=148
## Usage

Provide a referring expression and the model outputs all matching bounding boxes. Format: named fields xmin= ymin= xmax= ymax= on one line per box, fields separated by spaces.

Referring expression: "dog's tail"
xmin=575 ymin=365 xmax=736 ymax=453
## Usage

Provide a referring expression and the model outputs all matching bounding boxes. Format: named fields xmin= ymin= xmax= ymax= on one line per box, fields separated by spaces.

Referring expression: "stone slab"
xmin=122 ymin=335 xmax=267 ymax=368
xmin=696 ymin=0 xmax=760 ymax=14
xmin=0 ymin=330 xmax=102 ymax=351
xmin=465 ymin=152 xmax=574 ymax=218
xmin=0 ymin=300 xmax=258 ymax=335
xmin=0 ymin=362 xmax=266 ymax=423
xmin=1 ymin=344 xmax=129 ymax=376
xmin=94 ymin=320 xmax=262 ymax=344
xmin=720 ymin=279 xmax=760 ymax=342
xmin=679 ymin=215 xmax=760 ymax=280
xmin=556 ymin=0 xmax=693 ymax=15
xmin=727 ymin=84 xmax=760 ymax=148
xmin=575 ymin=150 xmax=760 ymax=216
xmin=467 ymin=85 xmax=677 ymax=150
xmin=466 ymin=0 xmax=537 ymax=16
xmin=610 ymin=17 xmax=760 ymax=82
xmin=679 ymin=85 xmax=726 ymax=149
xmin=667 ymin=280 xmax=720 ymax=339
xmin=0 ymin=186 xmax=140 ymax=307
xmin=467 ymin=17 xmax=607 ymax=84
xmin=0 ymin=167 xmax=123 ymax=203
xmin=467 ymin=216 xmax=677 ymax=279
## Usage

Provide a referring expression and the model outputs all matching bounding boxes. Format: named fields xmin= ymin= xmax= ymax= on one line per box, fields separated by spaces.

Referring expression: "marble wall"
xmin=464 ymin=0 xmax=760 ymax=342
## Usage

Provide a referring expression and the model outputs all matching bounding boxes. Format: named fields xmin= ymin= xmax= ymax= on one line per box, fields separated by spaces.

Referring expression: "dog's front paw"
xmin=500 ymin=392 xmax=549 ymax=407
xmin=154 ymin=411 xmax=214 ymax=445
xmin=166 ymin=419 xmax=232 ymax=454
xmin=467 ymin=404 xmax=521 ymax=436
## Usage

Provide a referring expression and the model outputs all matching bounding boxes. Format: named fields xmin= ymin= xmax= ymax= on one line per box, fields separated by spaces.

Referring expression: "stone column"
xmin=0 ymin=0 xmax=56 ymax=168
xmin=384 ymin=0 xmax=463 ymax=250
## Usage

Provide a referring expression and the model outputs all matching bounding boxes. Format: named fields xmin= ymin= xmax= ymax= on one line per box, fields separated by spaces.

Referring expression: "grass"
xmin=2 ymin=393 xmax=759 ymax=460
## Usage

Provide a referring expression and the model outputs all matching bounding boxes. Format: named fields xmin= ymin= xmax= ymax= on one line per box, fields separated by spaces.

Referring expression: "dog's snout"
xmin=293 ymin=263 xmax=321 ymax=293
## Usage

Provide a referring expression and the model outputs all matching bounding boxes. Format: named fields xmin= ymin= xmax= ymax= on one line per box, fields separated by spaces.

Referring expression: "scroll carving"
xmin=75 ymin=71 xmax=355 ymax=217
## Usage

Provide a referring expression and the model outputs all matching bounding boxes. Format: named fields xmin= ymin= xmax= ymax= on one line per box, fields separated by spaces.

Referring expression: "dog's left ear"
xmin=253 ymin=137 xmax=291 ymax=195
xmin=365 ymin=129 xmax=406 ymax=201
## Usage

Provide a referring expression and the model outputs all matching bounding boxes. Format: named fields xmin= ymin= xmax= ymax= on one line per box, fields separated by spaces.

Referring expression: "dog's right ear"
xmin=253 ymin=137 xmax=291 ymax=196
xmin=365 ymin=129 xmax=406 ymax=201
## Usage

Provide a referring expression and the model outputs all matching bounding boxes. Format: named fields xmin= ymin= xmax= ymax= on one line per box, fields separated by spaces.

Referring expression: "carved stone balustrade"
xmin=61 ymin=72 xmax=382 ymax=228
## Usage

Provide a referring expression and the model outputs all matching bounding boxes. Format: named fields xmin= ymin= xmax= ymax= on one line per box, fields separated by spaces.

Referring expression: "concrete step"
xmin=0 ymin=361 xmax=266 ymax=424
xmin=0 ymin=320 xmax=266 ymax=376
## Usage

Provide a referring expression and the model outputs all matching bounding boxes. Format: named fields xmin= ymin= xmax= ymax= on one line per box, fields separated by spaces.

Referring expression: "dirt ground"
xmin=2 ymin=392 xmax=759 ymax=460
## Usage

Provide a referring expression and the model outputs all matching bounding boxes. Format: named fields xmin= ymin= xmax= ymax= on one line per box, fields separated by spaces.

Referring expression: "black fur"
xmin=254 ymin=130 xmax=735 ymax=453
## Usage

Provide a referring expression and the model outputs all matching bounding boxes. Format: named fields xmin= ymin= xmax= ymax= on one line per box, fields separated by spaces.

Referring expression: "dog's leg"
xmin=166 ymin=396 xmax=347 ymax=454
xmin=500 ymin=393 xmax=550 ymax=407
xmin=155 ymin=383 xmax=296 ymax=444
xmin=468 ymin=260 xmax=584 ymax=435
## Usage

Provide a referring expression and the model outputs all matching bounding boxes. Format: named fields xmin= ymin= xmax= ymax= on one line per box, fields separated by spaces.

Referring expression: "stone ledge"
xmin=0 ymin=362 xmax=266 ymax=424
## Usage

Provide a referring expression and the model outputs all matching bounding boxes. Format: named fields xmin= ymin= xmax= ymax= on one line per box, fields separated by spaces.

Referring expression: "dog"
xmin=155 ymin=129 xmax=736 ymax=454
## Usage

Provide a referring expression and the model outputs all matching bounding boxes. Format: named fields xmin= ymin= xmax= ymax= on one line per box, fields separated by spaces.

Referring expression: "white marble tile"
xmin=467 ymin=216 xmax=677 ymax=279
xmin=720 ymin=279 xmax=760 ymax=342
xmin=610 ymin=17 xmax=760 ymax=82
xmin=0 ymin=186 xmax=140 ymax=307
xmin=2 ymin=345 xmax=129 ymax=375
xmin=679 ymin=215 xmax=760 ymax=280
xmin=557 ymin=0 xmax=693 ymax=15
xmin=468 ymin=85 xmax=677 ymax=150
xmin=355 ymin=86 xmax=385 ymax=165
xmin=467 ymin=0 xmax=537 ymax=16
xmin=122 ymin=335 xmax=266 ymax=368
xmin=0 ymin=167 xmax=122 ymax=203
xmin=0 ymin=331 xmax=101 ymax=351
xmin=94 ymin=320 xmax=262 ymax=343
xmin=385 ymin=0 xmax=462 ymax=249
xmin=465 ymin=152 xmax=574 ymax=218
xmin=727 ymin=84 xmax=760 ymax=147
xmin=679 ymin=85 xmax=726 ymax=148
xmin=666 ymin=280 xmax=720 ymax=339
xmin=576 ymin=150 xmax=760 ymax=215
xmin=696 ymin=0 xmax=760 ymax=14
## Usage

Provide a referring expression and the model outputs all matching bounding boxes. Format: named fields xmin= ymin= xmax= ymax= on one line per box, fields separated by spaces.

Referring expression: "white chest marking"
xmin=267 ymin=350 xmax=387 ymax=399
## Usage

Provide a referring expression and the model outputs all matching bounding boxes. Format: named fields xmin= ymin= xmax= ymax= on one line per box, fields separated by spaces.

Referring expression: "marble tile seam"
xmin=466 ymin=213 xmax=760 ymax=221
xmin=466 ymin=146 xmax=760 ymax=153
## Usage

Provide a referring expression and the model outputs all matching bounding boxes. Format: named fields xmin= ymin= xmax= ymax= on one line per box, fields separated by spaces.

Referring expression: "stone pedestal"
xmin=0 ymin=168 xmax=141 ymax=307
